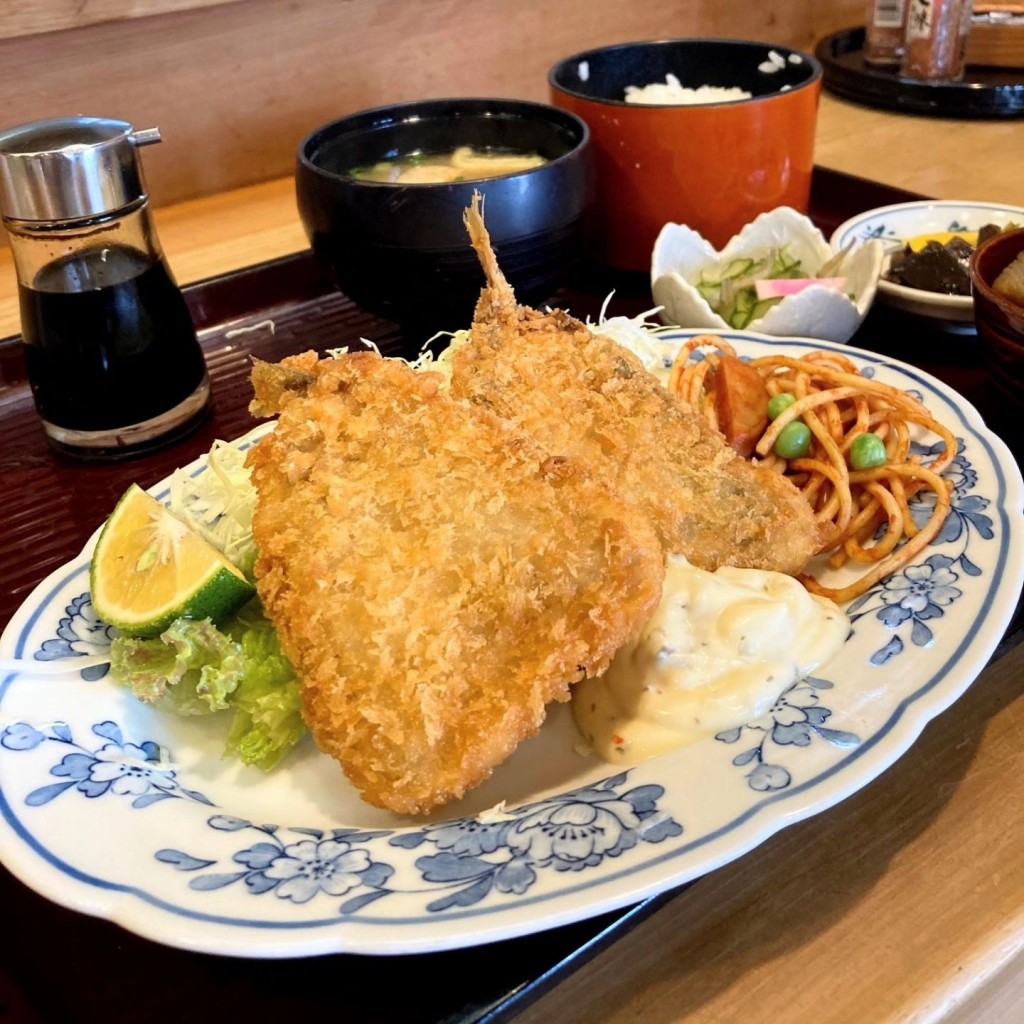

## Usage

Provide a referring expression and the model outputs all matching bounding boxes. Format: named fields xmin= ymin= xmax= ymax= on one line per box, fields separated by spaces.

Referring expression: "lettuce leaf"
xmin=109 ymin=599 xmax=306 ymax=770
xmin=222 ymin=600 xmax=306 ymax=771
xmin=110 ymin=617 xmax=244 ymax=713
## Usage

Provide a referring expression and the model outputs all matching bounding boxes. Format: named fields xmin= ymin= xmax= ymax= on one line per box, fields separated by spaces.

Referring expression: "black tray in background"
xmin=817 ymin=26 xmax=1024 ymax=118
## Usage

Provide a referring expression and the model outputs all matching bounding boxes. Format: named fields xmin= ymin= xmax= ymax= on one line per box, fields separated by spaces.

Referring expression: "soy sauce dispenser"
xmin=0 ymin=117 xmax=211 ymax=459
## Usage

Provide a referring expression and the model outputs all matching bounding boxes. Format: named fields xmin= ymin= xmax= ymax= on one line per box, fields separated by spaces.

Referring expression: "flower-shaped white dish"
xmin=831 ymin=200 xmax=1024 ymax=331
xmin=1 ymin=333 xmax=1022 ymax=958
xmin=652 ymin=207 xmax=884 ymax=343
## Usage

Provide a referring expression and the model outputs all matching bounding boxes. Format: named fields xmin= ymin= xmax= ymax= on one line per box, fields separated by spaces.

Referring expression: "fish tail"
xmin=464 ymin=191 xmax=519 ymax=324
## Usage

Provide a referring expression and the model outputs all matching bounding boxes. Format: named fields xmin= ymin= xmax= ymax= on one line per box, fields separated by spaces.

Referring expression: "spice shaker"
xmin=0 ymin=117 xmax=210 ymax=459
xmin=864 ymin=0 xmax=909 ymax=66
xmin=902 ymin=0 xmax=974 ymax=80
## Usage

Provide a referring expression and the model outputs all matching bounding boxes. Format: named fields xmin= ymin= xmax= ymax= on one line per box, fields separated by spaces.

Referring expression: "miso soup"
xmin=350 ymin=145 xmax=546 ymax=184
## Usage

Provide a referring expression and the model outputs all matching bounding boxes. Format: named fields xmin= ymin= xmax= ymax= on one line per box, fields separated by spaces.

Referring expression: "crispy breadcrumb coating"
xmin=450 ymin=198 xmax=821 ymax=576
xmin=247 ymin=352 xmax=663 ymax=814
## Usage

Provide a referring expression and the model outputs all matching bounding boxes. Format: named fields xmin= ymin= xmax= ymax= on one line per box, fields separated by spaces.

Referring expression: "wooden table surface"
xmin=2 ymin=93 xmax=1023 ymax=1024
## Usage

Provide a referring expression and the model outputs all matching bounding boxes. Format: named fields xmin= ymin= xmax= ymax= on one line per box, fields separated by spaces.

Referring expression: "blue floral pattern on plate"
xmin=856 ymin=217 xmax=974 ymax=249
xmin=0 ymin=719 xmax=213 ymax=809
xmin=846 ymin=439 xmax=995 ymax=665
xmin=716 ymin=678 xmax=860 ymax=792
xmin=35 ymin=592 xmax=114 ymax=680
xmin=0 ymin=334 xmax=1020 ymax=957
xmin=155 ymin=773 xmax=682 ymax=914
xmin=1 ymin=709 xmax=682 ymax=915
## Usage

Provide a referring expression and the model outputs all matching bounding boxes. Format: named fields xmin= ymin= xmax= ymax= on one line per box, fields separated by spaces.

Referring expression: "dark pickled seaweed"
xmin=978 ymin=224 xmax=1004 ymax=246
xmin=885 ymin=223 xmax=1015 ymax=296
xmin=887 ymin=239 xmax=972 ymax=295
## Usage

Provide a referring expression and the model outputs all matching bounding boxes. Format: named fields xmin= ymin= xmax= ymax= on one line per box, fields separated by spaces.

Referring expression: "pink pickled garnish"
xmin=754 ymin=277 xmax=847 ymax=300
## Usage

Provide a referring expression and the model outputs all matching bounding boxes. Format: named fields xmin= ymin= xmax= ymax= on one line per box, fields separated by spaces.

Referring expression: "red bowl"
xmin=549 ymin=39 xmax=822 ymax=272
xmin=971 ymin=226 xmax=1024 ymax=407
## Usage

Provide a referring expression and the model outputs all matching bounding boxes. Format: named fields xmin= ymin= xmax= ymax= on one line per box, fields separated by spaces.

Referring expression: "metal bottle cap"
xmin=0 ymin=116 xmax=162 ymax=223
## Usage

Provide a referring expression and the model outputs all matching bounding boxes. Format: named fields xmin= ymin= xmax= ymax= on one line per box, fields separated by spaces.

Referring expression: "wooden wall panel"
xmin=0 ymin=0 xmax=246 ymax=42
xmin=0 ymin=0 xmax=861 ymax=223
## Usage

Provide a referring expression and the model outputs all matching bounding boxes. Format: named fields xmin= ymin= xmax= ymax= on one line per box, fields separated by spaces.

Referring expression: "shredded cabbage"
xmin=406 ymin=297 xmax=679 ymax=383
xmin=326 ymin=332 xmax=473 ymax=386
xmin=168 ymin=439 xmax=258 ymax=578
xmin=586 ymin=295 xmax=680 ymax=380
xmin=404 ymin=329 xmax=472 ymax=383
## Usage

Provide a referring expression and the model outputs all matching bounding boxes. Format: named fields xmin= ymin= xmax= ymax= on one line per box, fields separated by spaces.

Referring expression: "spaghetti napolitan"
xmin=669 ymin=337 xmax=956 ymax=603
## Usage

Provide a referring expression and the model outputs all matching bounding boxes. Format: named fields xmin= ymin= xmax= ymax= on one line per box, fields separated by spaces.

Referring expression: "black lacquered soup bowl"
xmin=296 ymin=98 xmax=592 ymax=332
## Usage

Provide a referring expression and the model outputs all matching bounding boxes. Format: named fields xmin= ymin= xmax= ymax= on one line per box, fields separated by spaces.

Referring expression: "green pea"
xmin=850 ymin=432 xmax=888 ymax=470
xmin=767 ymin=393 xmax=797 ymax=420
xmin=773 ymin=421 xmax=812 ymax=459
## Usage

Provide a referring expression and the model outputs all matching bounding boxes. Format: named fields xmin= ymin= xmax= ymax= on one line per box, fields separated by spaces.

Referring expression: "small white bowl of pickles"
xmin=651 ymin=206 xmax=884 ymax=343
xmin=831 ymin=200 xmax=1024 ymax=330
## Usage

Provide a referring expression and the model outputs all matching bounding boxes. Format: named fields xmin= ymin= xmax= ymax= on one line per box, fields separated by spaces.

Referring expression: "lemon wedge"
xmin=90 ymin=484 xmax=255 ymax=637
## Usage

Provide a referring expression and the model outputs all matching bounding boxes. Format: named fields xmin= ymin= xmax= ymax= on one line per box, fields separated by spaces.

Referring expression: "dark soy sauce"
xmin=19 ymin=245 xmax=207 ymax=433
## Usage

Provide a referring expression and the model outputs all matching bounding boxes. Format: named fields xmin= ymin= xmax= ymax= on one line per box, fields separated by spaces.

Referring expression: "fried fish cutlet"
xmin=246 ymin=351 xmax=663 ymax=815
xmin=450 ymin=200 xmax=821 ymax=576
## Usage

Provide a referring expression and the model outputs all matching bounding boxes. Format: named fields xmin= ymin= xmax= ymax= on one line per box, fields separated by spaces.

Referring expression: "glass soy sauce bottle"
xmin=0 ymin=117 xmax=210 ymax=459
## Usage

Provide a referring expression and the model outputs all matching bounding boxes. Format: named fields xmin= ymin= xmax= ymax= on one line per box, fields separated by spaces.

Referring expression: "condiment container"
xmin=0 ymin=117 xmax=210 ymax=459
xmin=864 ymin=0 xmax=909 ymax=65
xmin=902 ymin=0 xmax=974 ymax=80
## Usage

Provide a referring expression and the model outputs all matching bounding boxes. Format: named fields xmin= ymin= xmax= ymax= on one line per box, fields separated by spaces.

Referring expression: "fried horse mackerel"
xmin=246 ymin=201 xmax=819 ymax=815
xmin=247 ymin=353 xmax=663 ymax=814
xmin=452 ymin=200 xmax=820 ymax=575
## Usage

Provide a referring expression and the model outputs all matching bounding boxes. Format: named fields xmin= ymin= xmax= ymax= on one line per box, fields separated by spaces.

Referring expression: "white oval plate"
xmin=1 ymin=330 xmax=1021 ymax=958
xmin=831 ymin=201 xmax=1024 ymax=330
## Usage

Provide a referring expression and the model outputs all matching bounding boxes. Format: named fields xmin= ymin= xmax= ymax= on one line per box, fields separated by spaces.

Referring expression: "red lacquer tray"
xmin=0 ymin=167 xmax=1020 ymax=1024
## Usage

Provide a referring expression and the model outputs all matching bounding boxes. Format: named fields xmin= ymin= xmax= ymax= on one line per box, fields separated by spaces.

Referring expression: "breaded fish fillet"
xmin=247 ymin=351 xmax=663 ymax=815
xmin=450 ymin=201 xmax=820 ymax=576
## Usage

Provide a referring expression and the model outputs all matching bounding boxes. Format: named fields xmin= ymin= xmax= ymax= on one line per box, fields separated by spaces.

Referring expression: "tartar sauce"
xmin=573 ymin=556 xmax=850 ymax=764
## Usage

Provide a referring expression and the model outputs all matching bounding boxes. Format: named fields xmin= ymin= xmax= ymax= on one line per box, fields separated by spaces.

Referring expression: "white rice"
xmin=624 ymin=73 xmax=752 ymax=105
xmin=758 ymin=49 xmax=787 ymax=73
